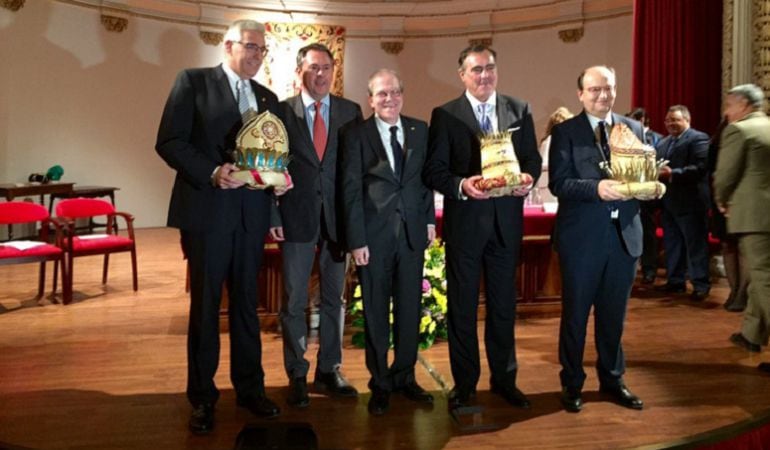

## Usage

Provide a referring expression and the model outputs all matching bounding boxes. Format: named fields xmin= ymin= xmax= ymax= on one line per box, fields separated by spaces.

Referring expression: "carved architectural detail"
xmin=199 ymin=31 xmax=223 ymax=46
xmin=722 ymin=0 xmax=733 ymax=98
xmin=0 ymin=0 xmax=25 ymax=11
xmin=755 ymin=0 xmax=770 ymax=105
xmin=468 ymin=37 xmax=492 ymax=47
xmin=380 ymin=41 xmax=404 ymax=55
xmin=101 ymin=14 xmax=128 ymax=33
xmin=558 ymin=27 xmax=584 ymax=43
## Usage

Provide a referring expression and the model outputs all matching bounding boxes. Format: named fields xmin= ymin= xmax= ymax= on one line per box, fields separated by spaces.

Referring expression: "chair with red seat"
xmin=0 ymin=201 xmax=69 ymax=304
xmin=55 ymin=198 xmax=138 ymax=297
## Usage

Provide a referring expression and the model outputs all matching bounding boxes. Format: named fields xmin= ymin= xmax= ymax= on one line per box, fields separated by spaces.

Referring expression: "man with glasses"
xmin=340 ymin=69 xmax=436 ymax=415
xmin=269 ymin=43 xmax=363 ymax=408
xmin=156 ymin=20 xmax=284 ymax=434
xmin=423 ymin=45 xmax=541 ymax=413
xmin=549 ymin=65 xmax=645 ymax=413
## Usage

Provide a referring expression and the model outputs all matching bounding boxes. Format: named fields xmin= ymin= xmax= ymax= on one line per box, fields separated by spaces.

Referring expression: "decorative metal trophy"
xmin=473 ymin=131 xmax=532 ymax=197
xmin=230 ymin=110 xmax=293 ymax=189
xmin=601 ymin=123 xmax=666 ymax=200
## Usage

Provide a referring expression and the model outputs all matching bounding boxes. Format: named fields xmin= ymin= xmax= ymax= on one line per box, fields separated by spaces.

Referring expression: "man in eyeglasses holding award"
xmin=423 ymin=44 xmax=541 ymax=414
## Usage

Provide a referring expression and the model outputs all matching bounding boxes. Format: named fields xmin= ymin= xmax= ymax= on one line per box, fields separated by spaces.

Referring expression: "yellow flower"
xmin=420 ymin=315 xmax=432 ymax=332
xmin=428 ymin=321 xmax=436 ymax=334
xmin=353 ymin=284 xmax=362 ymax=298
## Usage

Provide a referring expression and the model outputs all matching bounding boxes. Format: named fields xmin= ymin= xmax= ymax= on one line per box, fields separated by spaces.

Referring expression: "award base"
xmin=610 ymin=181 xmax=666 ymax=201
xmin=231 ymin=170 xmax=292 ymax=190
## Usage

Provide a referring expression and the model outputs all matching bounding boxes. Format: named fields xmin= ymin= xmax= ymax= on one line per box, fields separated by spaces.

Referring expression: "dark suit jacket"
xmin=655 ymin=127 xmax=710 ymax=214
xmin=548 ymin=111 xmax=643 ymax=257
xmin=272 ymin=94 xmax=363 ymax=244
xmin=156 ymin=65 xmax=279 ymax=234
xmin=340 ymin=115 xmax=435 ymax=253
xmin=423 ymin=93 xmax=541 ymax=249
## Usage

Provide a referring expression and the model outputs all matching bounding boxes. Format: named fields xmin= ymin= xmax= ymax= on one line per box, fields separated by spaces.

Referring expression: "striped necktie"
xmin=237 ymin=80 xmax=250 ymax=116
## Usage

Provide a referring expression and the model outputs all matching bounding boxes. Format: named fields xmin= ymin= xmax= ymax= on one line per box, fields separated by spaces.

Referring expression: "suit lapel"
xmin=215 ymin=65 xmax=240 ymax=118
xmin=364 ymin=117 xmax=399 ymax=182
xmin=454 ymin=95 xmax=482 ymax=134
xmin=495 ymin=95 xmax=511 ymax=132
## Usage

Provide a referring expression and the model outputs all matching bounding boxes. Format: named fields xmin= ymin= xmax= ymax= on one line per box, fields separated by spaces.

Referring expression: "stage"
xmin=1 ymin=227 xmax=769 ymax=449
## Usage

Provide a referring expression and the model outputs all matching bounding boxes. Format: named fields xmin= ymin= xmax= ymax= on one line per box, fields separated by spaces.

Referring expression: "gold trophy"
xmin=473 ymin=131 xmax=532 ymax=197
xmin=230 ymin=110 xmax=292 ymax=190
xmin=601 ymin=123 xmax=666 ymax=200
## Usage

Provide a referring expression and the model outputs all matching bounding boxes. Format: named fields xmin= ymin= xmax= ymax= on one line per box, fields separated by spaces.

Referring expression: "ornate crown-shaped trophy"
xmin=602 ymin=123 xmax=666 ymax=200
xmin=473 ymin=131 xmax=531 ymax=197
xmin=230 ymin=110 xmax=292 ymax=190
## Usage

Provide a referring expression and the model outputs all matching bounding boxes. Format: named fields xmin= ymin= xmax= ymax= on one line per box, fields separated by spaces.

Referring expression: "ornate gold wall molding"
xmin=722 ymin=0 xmax=733 ymax=98
xmin=380 ymin=41 xmax=404 ymax=55
xmin=0 ymin=0 xmax=25 ymax=11
xmin=199 ymin=31 xmax=223 ymax=46
xmin=558 ymin=27 xmax=584 ymax=43
xmin=101 ymin=14 xmax=128 ymax=33
xmin=755 ymin=0 xmax=770 ymax=104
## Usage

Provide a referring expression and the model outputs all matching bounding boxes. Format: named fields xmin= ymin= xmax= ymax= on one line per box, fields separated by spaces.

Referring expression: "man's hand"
xmin=658 ymin=165 xmax=672 ymax=182
xmin=462 ymin=175 xmax=490 ymax=200
xmin=718 ymin=203 xmax=729 ymax=217
xmin=274 ymin=184 xmax=292 ymax=196
xmin=597 ymin=179 xmax=630 ymax=201
xmin=352 ymin=246 xmax=370 ymax=266
xmin=269 ymin=226 xmax=285 ymax=242
xmin=427 ymin=225 xmax=436 ymax=245
xmin=213 ymin=163 xmax=246 ymax=189
xmin=511 ymin=173 xmax=534 ymax=197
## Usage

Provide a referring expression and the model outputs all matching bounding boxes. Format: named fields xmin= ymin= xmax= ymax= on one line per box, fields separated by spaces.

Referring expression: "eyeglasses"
xmin=235 ymin=41 xmax=268 ymax=56
xmin=373 ymin=90 xmax=403 ymax=99
xmin=584 ymin=86 xmax=615 ymax=96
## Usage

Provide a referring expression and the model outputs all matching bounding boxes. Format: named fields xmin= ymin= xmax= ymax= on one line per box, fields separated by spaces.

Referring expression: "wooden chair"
xmin=55 ymin=198 xmax=138 ymax=297
xmin=0 ymin=201 xmax=69 ymax=304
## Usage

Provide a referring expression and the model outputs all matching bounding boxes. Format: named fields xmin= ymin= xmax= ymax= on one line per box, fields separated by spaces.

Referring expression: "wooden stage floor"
xmin=1 ymin=227 xmax=769 ymax=449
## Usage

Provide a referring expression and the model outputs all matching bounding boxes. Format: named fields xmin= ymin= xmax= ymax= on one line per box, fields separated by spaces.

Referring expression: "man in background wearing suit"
xmin=715 ymin=84 xmax=770 ymax=365
xmin=156 ymin=20 xmax=284 ymax=434
xmin=269 ymin=43 xmax=363 ymax=408
xmin=628 ymin=107 xmax=663 ymax=284
xmin=655 ymin=105 xmax=711 ymax=300
xmin=549 ymin=65 xmax=644 ymax=413
xmin=340 ymin=69 xmax=436 ymax=415
xmin=423 ymin=45 xmax=541 ymax=413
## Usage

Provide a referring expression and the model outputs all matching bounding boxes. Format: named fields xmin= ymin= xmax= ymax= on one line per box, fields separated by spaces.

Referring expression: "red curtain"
xmin=632 ymin=0 xmax=723 ymax=136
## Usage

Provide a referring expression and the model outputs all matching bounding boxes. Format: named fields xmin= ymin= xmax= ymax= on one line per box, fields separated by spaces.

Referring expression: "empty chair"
xmin=0 ymin=201 xmax=69 ymax=304
xmin=55 ymin=198 xmax=137 ymax=297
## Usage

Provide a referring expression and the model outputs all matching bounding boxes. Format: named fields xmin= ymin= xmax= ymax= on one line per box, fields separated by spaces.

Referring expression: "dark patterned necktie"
xmin=389 ymin=126 xmax=403 ymax=178
xmin=598 ymin=121 xmax=611 ymax=160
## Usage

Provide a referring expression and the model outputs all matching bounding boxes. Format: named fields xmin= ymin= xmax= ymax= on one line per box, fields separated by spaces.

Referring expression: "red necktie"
xmin=313 ymin=101 xmax=327 ymax=161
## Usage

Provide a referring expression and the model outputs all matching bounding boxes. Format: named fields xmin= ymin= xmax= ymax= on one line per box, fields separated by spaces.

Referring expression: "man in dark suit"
xmin=655 ymin=105 xmax=711 ymax=300
xmin=340 ymin=69 xmax=436 ymax=415
xmin=423 ymin=45 xmax=541 ymax=412
xmin=629 ymin=107 xmax=663 ymax=284
xmin=549 ymin=65 xmax=645 ymax=413
xmin=269 ymin=43 xmax=363 ymax=407
xmin=156 ymin=20 xmax=284 ymax=434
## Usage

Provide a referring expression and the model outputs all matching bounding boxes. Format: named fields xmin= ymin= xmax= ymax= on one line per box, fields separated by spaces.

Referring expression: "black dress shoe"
xmin=654 ymin=283 xmax=686 ymax=293
xmin=730 ymin=332 xmax=761 ymax=353
xmin=724 ymin=296 xmax=747 ymax=312
xmin=287 ymin=376 xmax=310 ymax=408
xmin=758 ymin=362 xmax=770 ymax=373
xmin=599 ymin=384 xmax=643 ymax=410
xmin=314 ymin=369 xmax=358 ymax=397
xmin=368 ymin=389 xmax=390 ymax=416
xmin=560 ymin=387 xmax=583 ymax=413
xmin=690 ymin=289 xmax=710 ymax=301
xmin=397 ymin=381 xmax=434 ymax=404
xmin=490 ymin=380 xmax=531 ymax=409
xmin=641 ymin=273 xmax=655 ymax=285
xmin=189 ymin=403 xmax=215 ymax=435
xmin=237 ymin=394 xmax=280 ymax=419
xmin=447 ymin=387 xmax=475 ymax=411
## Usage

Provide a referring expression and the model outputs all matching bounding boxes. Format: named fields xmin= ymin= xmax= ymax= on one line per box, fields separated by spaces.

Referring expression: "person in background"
xmin=715 ymin=84 xmax=770 ymax=367
xmin=340 ymin=69 xmax=436 ymax=415
xmin=708 ymin=118 xmax=749 ymax=312
xmin=655 ymin=105 xmax=711 ymax=300
xmin=156 ymin=19 xmax=285 ymax=434
xmin=535 ymin=107 xmax=573 ymax=204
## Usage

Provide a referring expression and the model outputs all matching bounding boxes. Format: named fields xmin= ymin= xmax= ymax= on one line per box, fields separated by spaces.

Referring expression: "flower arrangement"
xmin=348 ymin=239 xmax=448 ymax=350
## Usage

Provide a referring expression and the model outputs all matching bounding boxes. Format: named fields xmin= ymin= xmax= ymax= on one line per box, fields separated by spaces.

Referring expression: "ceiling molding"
xmin=55 ymin=0 xmax=632 ymax=38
